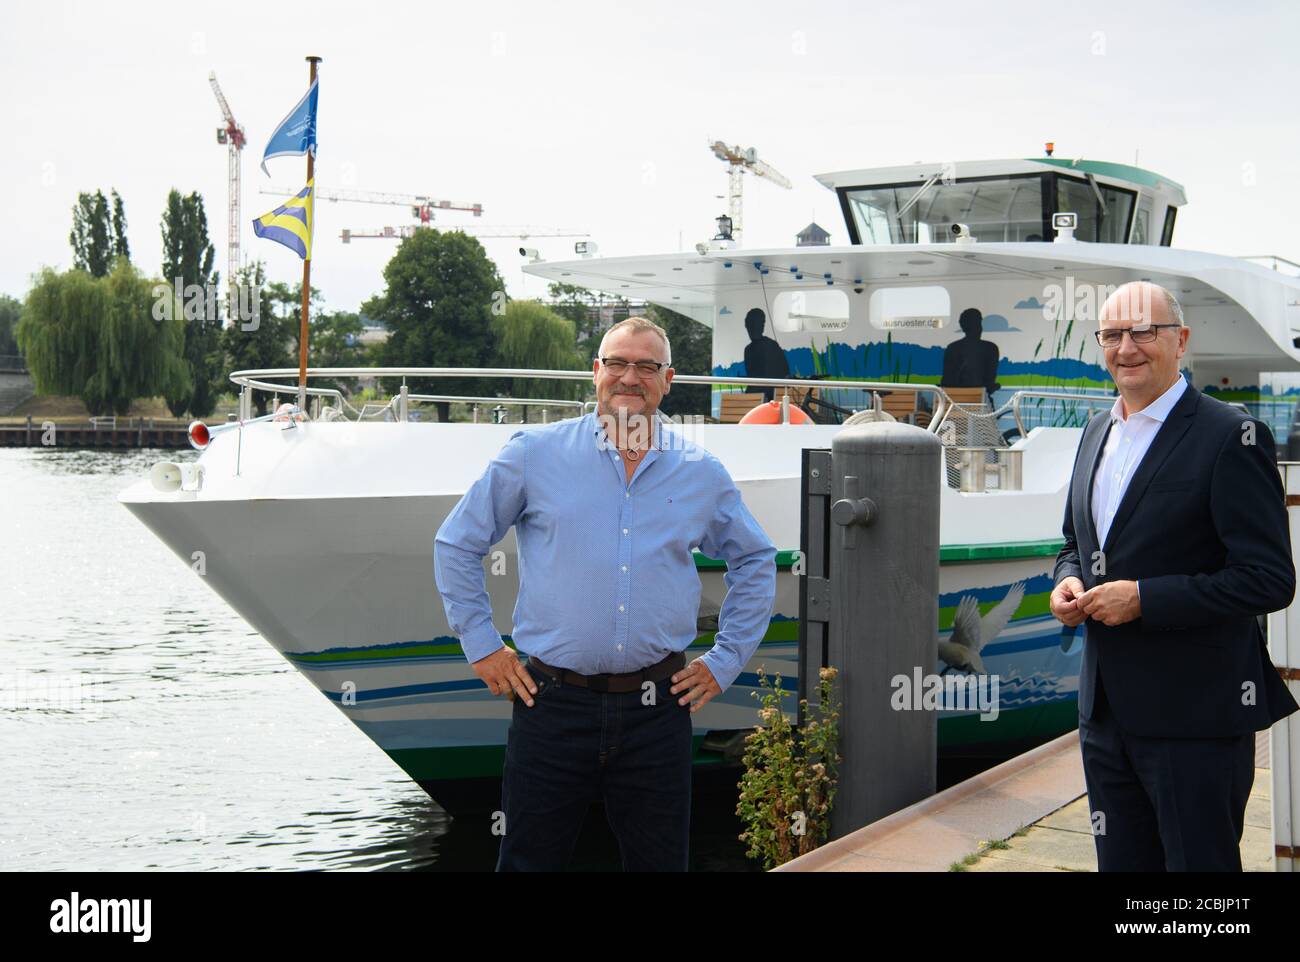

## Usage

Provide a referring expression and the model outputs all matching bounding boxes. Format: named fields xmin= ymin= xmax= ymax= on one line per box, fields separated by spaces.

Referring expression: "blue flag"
xmin=261 ymin=77 xmax=318 ymax=176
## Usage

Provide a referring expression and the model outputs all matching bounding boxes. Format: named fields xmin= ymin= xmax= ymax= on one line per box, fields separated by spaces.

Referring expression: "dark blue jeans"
xmin=495 ymin=661 xmax=693 ymax=871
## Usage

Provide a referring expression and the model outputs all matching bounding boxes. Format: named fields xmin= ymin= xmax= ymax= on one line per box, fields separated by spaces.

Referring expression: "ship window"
xmin=1132 ymin=203 xmax=1150 ymax=244
xmin=1054 ymin=176 xmax=1135 ymax=243
xmin=773 ymin=289 xmax=850 ymax=332
xmin=868 ymin=286 xmax=950 ymax=331
xmin=844 ymin=174 xmax=1047 ymax=245
xmin=1161 ymin=206 xmax=1177 ymax=246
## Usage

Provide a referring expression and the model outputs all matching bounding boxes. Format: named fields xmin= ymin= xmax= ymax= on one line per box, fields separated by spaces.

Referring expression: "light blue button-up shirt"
xmin=433 ymin=412 xmax=777 ymax=691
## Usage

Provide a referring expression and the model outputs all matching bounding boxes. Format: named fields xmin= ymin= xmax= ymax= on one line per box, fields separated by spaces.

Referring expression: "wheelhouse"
xmin=817 ymin=158 xmax=1187 ymax=247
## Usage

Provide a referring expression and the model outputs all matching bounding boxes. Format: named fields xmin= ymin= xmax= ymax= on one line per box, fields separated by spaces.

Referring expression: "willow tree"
xmin=17 ymin=262 xmax=189 ymax=415
xmin=492 ymin=299 xmax=588 ymax=402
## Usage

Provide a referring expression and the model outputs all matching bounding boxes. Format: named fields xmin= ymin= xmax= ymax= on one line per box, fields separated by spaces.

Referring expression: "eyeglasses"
xmin=599 ymin=356 xmax=669 ymax=377
xmin=1094 ymin=324 xmax=1181 ymax=348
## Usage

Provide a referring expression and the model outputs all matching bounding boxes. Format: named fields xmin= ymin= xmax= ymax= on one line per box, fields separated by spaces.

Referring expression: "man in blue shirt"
xmin=434 ymin=316 xmax=777 ymax=871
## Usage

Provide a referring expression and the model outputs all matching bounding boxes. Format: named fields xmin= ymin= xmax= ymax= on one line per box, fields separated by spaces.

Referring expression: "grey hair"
xmin=1161 ymin=287 xmax=1185 ymax=326
xmin=597 ymin=315 xmax=672 ymax=366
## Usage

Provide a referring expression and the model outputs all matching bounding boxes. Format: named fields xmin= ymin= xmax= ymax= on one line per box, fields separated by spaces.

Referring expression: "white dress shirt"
xmin=1091 ymin=374 xmax=1188 ymax=598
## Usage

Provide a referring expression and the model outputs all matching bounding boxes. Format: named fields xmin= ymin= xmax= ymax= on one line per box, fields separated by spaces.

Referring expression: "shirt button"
xmin=618 ymin=604 xmax=625 ymax=612
xmin=625 ymin=492 xmax=630 ymax=499
xmin=622 ymin=527 xmax=629 ymax=535
xmin=621 ymin=565 xmax=628 ymax=572
xmin=617 ymin=644 xmax=623 ymax=651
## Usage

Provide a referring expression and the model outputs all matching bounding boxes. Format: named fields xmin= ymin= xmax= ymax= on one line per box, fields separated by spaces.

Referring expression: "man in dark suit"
xmin=1050 ymin=281 xmax=1298 ymax=871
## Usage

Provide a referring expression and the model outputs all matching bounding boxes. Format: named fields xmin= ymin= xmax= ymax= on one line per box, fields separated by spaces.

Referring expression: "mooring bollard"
xmin=802 ymin=421 xmax=942 ymax=839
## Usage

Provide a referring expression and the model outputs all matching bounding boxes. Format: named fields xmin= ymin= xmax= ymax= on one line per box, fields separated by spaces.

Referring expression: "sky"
xmin=2 ymin=0 xmax=1298 ymax=314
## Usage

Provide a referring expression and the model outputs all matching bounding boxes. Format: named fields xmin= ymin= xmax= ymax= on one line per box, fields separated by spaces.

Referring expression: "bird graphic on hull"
xmin=939 ymin=581 xmax=1026 ymax=675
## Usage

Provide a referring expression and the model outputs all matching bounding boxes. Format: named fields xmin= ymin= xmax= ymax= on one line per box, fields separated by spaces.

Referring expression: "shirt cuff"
xmin=458 ymin=621 xmax=506 ymax=664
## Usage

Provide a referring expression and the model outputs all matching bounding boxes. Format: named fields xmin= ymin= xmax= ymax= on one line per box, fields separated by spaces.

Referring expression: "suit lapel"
xmin=1100 ymin=384 xmax=1199 ymax=555
xmin=1074 ymin=413 xmax=1111 ymax=562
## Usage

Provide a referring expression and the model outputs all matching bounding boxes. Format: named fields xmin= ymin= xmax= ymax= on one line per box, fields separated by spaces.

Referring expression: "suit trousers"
xmin=495 ymin=660 xmax=694 ymax=871
xmin=1079 ymin=672 xmax=1256 ymax=871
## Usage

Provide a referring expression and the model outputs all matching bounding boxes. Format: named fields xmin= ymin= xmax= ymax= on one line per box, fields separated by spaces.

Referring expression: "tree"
xmin=220 ymin=261 xmax=294 ymax=416
xmin=492 ymin=300 xmax=587 ymax=401
xmin=363 ymin=229 xmax=505 ymax=422
xmin=308 ymin=309 xmax=367 ymax=394
xmin=17 ymin=262 xmax=188 ymax=415
xmin=110 ymin=189 xmax=129 ymax=260
xmin=160 ymin=189 xmax=221 ymax=417
xmin=0 ymin=295 xmax=21 ymax=358
xmin=263 ymin=280 xmax=323 ymax=361
xmin=648 ymin=303 xmax=713 ymax=417
xmin=547 ymin=281 xmax=630 ymax=362
xmin=69 ymin=190 xmax=112 ymax=277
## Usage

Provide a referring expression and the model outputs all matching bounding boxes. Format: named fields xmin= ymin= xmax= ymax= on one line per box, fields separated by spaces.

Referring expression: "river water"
xmin=0 ymin=448 xmax=765 ymax=871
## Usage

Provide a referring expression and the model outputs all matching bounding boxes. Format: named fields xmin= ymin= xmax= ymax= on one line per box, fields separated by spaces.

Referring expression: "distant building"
xmin=357 ymin=324 xmax=390 ymax=348
xmin=797 ymin=222 xmax=831 ymax=247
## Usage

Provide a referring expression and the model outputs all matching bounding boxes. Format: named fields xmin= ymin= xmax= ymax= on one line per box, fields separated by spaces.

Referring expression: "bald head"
xmin=1097 ymin=281 xmax=1189 ymax=414
xmin=1099 ymin=281 xmax=1183 ymax=329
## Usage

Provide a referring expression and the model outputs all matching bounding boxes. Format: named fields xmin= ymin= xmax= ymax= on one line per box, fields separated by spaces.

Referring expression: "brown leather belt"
xmin=528 ymin=650 xmax=685 ymax=693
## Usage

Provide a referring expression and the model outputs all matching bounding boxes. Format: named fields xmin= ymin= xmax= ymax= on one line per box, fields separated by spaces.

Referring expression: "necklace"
xmin=622 ymin=448 xmax=642 ymax=461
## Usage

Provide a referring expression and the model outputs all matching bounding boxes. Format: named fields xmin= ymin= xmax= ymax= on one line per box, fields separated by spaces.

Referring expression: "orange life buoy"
xmin=738 ymin=400 xmax=814 ymax=425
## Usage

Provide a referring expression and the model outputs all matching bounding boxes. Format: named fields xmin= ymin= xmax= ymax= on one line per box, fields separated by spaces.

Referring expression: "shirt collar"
xmin=1110 ymin=374 xmax=1188 ymax=425
xmin=590 ymin=410 xmax=664 ymax=452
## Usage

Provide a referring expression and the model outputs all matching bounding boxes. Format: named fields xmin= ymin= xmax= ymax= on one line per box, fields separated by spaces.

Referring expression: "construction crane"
xmin=261 ymin=186 xmax=484 ymax=223
xmin=340 ymin=225 xmax=588 ymax=243
xmin=209 ymin=72 xmax=245 ymax=323
xmin=708 ymin=140 xmax=791 ymax=245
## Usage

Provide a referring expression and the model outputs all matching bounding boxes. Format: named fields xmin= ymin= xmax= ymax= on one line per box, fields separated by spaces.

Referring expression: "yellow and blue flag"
xmin=252 ymin=180 xmax=314 ymax=260
xmin=260 ymin=77 xmax=319 ymax=176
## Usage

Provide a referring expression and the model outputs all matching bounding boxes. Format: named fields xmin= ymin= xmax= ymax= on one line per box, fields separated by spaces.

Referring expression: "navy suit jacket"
xmin=1053 ymin=385 xmax=1298 ymax=738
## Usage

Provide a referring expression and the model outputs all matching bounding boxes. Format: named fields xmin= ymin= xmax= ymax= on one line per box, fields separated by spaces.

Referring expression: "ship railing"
xmin=1000 ymin=389 xmax=1118 ymax=438
xmin=227 ymin=367 xmax=962 ymax=435
xmin=223 ymin=368 xmax=1133 ymax=491
xmin=934 ymin=388 xmax=1115 ymax=492
xmin=1242 ymin=255 xmax=1300 ymax=278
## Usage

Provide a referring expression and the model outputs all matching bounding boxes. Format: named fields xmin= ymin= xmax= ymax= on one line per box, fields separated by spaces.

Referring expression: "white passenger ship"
xmin=120 ymin=157 xmax=1300 ymax=810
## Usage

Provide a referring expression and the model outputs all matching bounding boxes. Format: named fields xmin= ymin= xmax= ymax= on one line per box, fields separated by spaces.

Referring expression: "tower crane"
xmin=339 ymin=225 xmax=587 ymax=243
xmin=209 ymin=72 xmax=245 ymax=323
xmin=261 ymin=185 xmax=484 ymax=223
xmin=707 ymin=140 xmax=791 ymax=245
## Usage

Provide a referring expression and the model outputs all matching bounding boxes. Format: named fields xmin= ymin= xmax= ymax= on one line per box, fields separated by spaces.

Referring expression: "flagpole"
xmin=297 ymin=55 xmax=322 ymax=413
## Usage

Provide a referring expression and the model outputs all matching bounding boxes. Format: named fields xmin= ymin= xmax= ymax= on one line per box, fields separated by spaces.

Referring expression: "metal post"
xmin=820 ymin=421 xmax=942 ymax=838
xmin=398 ymin=383 xmax=409 ymax=422
xmin=25 ymin=414 xmax=32 ymax=445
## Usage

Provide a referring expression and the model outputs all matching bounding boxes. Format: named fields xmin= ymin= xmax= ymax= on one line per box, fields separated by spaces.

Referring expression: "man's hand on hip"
xmin=471 ymin=647 xmax=538 ymax=707
xmin=1050 ymin=576 xmax=1088 ymax=627
xmin=670 ymin=659 xmax=720 ymax=714
xmin=1076 ymin=580 xmax=1141 ymax=626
